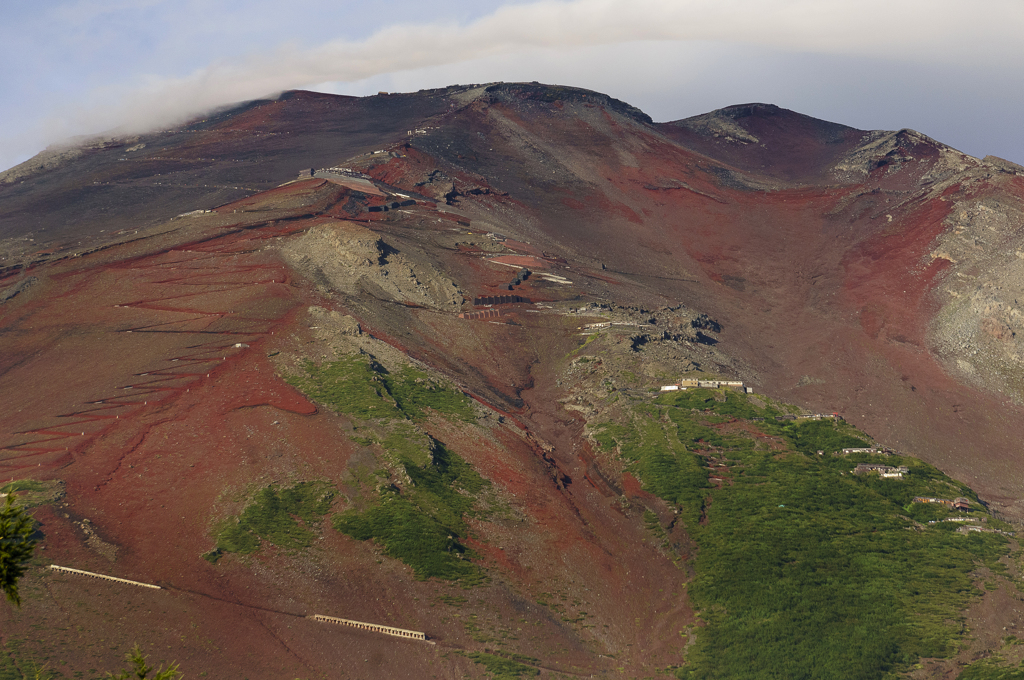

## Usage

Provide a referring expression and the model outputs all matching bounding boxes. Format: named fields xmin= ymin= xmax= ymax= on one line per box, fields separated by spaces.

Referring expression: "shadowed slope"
xmin=660 ymin=102 xmax=867 ymax=184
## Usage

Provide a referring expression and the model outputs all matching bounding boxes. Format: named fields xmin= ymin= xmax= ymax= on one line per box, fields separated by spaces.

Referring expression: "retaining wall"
xmin=309 ymin=614 xmax=427 ymax=641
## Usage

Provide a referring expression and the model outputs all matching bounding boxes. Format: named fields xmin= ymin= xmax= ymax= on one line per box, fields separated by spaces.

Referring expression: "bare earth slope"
xmin=2 ymin=83 xmax=1024 ymax=677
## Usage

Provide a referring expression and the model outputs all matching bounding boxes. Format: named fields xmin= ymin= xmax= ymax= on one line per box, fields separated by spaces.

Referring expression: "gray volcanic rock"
xmin=283 ymin=221 xmax=463 ymax=311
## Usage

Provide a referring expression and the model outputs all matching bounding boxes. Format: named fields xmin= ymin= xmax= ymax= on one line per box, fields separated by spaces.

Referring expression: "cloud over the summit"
xmin=4 ymin=0 xmax=1024 ymax=170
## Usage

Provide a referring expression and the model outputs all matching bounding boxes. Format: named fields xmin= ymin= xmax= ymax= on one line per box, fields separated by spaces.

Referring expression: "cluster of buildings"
xmin=853 ymin=463 xmax=910 ymax=478
xmin=776 ymin=413 xmax=842 ymax=422
xmin=645 ymin=372 xmax=1004 ymax=527
xmin=923 ymin=516 xmax=1013 ymax=536
xmin=586 ymin=321 xmax=651 ymax=331
xmin=825 ymin=446 xmax=899 ymax=457
xmin=660 ymin=378 xmax=752 ymax=393
xmin=914 ymin=496 xmax=972 ymax=511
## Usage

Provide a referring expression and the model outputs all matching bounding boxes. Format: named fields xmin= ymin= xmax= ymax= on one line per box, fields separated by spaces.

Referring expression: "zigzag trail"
xmin=0 ymin=220 xmax=311 ymax=470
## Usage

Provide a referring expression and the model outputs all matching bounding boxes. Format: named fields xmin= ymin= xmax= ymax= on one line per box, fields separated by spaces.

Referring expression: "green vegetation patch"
xmin=0 ymin=479 xmax=63 ymax=508
xmin=333 ymin=436 xmax=489 ymax=584
xmin=286 ymin=353 xmax=487 ymax=582
xmin=682 ymin=460 xmax=1007 ymax=679
xmin=382 ymin=365 xmax=475 ymax=422
xmin=656 ymin=388 xmax=776 ymax=420
xmin=774 ymin=418 xmax=871 ymax=455
xmin=593 ymin=408 xmax=710 ymax=526
xmin=0 ymin=480 xmax=46 ymax=495
xmin=598 ymin=389 xmax=1013 ymax=679
xmin=208 ymin=481 xmax=334 ymax=561
xmin=0 ymin=639 xmax=50 ymax=680
xmin=464 ymin=652 xmax=540 ymax=679
xmin=287 ymin=355 xmax=474 ymax=422
xmin=287 ymin=355 xmax=398 ymax=420
xmin=958 ymin=661 xmax=1024 ymax=680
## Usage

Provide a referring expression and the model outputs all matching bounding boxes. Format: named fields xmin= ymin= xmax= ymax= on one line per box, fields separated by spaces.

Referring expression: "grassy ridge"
xmin=958 ymin=661 xmax=1024 ymax=679
xmin=333 ymin=434 xmax=489 ymax=584
xmin=287 ymin=355 xmax=474 ymax=422
xmin=288 ymin=356 xmax=395 ymax=419
xmin=593 ymin=408 xmax=710 ymax=527
xmin=208 ymin=482 xmax=334 ymax=561
xmin=595 ymin=388 xmax=1012 ymax=679
xmin=0 ymin=480 xmax=46 ymax=494
xmin=286 ymin=353 xmax=489 ymax=583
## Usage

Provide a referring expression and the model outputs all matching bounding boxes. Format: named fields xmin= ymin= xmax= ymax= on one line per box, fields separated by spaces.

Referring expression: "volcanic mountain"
xmin=2 ymin=83 xmax=1024 ymax=678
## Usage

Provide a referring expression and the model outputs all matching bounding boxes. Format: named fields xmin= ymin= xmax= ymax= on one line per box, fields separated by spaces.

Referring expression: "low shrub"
xmin=211 ymin=482 xmax=334 ymax=560
xmin=333 ymin=438 xmax=489 ymax=585
xmin=288 ymin=355 xmax=474 ymax=422
xmin=597 ymin=390 xmax=1012 ymax=679
xmin=464 ymin=652 xmax=540 ymax=679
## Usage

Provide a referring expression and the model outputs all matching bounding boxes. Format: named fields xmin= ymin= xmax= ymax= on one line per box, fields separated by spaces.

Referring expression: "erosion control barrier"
xmin=49 ymin=565 xmax=161 ymax=589
xmin=459 ymin=309 xmax=501 ymax=320
xmin=309 ymin=614 xmax=428 ymax=641
xmin=474 ymin=295 xmax=527 ymax=306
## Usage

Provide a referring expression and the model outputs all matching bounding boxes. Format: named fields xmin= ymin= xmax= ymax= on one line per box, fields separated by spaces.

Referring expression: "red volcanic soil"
xmin=0 ymin=176 xmax=692 ymax=676
xmin=387 ymin=86 xmax=1024 ymax=519
xmin=5 ymin=82 xmax=1024 ymax=675
xmin=488 ymin=255 xmax=552 ymax=270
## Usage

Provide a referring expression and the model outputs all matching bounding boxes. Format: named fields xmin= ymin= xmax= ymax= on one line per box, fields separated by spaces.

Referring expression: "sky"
xmin=2 ymin=0 xmax=1024 ymax=173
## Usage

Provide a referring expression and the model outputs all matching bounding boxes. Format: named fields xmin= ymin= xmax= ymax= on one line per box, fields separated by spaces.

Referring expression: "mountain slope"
xmin=1 ymin=83 xmax=1023 ymax=678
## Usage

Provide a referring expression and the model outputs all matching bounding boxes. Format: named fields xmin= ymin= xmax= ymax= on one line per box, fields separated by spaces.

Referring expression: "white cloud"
xmin=3 ymin=0 xmax=1024 ymax=170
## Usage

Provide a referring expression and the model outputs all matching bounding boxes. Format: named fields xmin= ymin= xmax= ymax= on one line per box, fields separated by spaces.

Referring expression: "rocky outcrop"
xmin=1 ymin=134 xmax=142 ymax=184
xmin=483 ymin=82 xmax=654 ymax=125
xmin=414 ymin=169 xmax=458 ymax=203
xmin=0 ymin=147 xmax=83 ymax=184
xmin=830 ymin=129 xmax=979 ymax=183
xmin=983 ymin=155 xmax=1024 ymax=176
xmin=928 ymin=195 xmax=1024 ymax=401
xmin=0 ymin=276 xmax=37 ymax=303
xmin=670 ymin=109 xmax=761 ymax=145
xmin=282 ymin=221 xmax=462 ymax=311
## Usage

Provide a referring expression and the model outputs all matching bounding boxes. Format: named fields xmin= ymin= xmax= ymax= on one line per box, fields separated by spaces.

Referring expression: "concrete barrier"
xmin=49 ymin=565 xmax=160 ymax=589
xmin=309 ymin=614 xmax=427 ymax=641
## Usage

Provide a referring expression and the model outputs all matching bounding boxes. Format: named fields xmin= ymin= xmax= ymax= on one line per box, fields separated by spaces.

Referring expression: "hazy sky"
xmin=3 ymin=0 xmax=1023 ymax=172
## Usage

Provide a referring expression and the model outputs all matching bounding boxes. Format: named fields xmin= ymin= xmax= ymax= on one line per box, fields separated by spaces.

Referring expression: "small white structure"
xmin=675 ymin=378 xmax=746 ymax=391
